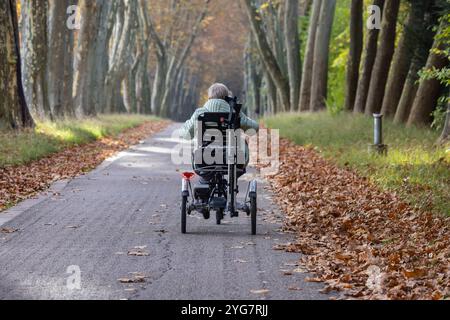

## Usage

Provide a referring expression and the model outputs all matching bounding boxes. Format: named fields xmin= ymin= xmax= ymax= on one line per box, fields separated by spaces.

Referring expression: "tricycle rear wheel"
xmin=250 ymin=196 xmax=257 ymax=235
xmin=181 ymin=195 xmax=187 ymax=234
xmin=216 ymin=209 xmax=224 ymax=225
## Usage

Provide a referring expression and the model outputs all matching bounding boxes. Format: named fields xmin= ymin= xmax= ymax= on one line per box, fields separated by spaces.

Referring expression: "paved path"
xmin=0 ymin=124 xmax=328 ymax=300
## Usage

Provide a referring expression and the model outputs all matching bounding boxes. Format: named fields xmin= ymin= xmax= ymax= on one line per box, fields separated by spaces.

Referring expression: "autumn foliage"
xmin=268 ymin=139 xmax=450 ymax=300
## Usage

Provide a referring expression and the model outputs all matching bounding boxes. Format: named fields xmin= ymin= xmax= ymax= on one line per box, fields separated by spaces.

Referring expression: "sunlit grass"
xmin=0 ymin=114 xmax=158 ymax=167
xmin=265 ymin=112 xmax=450 ymax=216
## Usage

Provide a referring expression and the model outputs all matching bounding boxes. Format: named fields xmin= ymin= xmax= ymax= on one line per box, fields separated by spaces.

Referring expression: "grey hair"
xmin=208 ymin=83 xmax=231 ymax=100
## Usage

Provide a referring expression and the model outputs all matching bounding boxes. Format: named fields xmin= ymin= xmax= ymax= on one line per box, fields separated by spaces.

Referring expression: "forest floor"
xmin=265 ymin=113 xmax=450 ymax=300
xmin=0 ymin=116 xmax=169 ymax=211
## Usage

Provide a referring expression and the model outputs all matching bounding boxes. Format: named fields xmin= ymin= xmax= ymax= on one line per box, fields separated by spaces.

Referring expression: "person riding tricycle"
xmin=180 ymin=83 xmax=260 ymax=234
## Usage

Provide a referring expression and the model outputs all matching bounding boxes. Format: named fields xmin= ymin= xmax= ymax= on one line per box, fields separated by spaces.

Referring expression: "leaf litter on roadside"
xmin=118 ymin=273 xmax=148 ymax=284
xmin=250 ymin=289 xmax=270 ymax=295
xmin=265 ymin=139 xmax=450 ymax=300
xmin=0 ymin=121 xmax=169 ymax=212
xmin=0 ymin=227 xmax=18 ymax=234
xmin=128 ymin=246 xmax=150 ymax=257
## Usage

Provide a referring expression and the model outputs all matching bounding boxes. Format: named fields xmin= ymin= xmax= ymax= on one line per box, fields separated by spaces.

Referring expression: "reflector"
xmin=181 ymin=172 xmax=195 ymax=180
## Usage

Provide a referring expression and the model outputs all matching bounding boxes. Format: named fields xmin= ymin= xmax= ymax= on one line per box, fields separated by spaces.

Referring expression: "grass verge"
xmin=0 ymin=114 xmax=158 ymax=168
xmin=264 ymin=112 xmax=450 ymax=216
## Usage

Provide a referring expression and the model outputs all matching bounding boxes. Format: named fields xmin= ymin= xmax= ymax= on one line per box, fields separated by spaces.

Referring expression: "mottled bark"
xmin=408 ymin=20 xmax=449 ymax=127
xmin=354 ymin=0 xmax=385 ymax=114
xmin=0 ymin=0 xmax=34 ymax=129
xmin=310 ymin=0 xmax=337 ymax=111
xmin=381 ymin=1 xmax=426 ymax=118
xmin=73 ymin=0 xmax=100 ymax=117
xmin=344 ymin=0 xmax=363 ymax=111
xmin=47 ymin=0 xmax=75 ymax=118
xmin=299 ymin=0 xmax=322 ymax=111
xmin=21 ymin=0 xmax=51 ymax=119
xmin=394 ymin=3 xmax=437 ymax=124
xmin=92 ymin=0 xmax=117 ymax=114
xmin=136 ymin=54 xmax=150 ymax=114
xmin=365 ymin=0 xmax=400 ymax=115
xmin=104 ymin=0 xmax=136 ymax=113
xmin=139 ymin=0 xmax=165 ymax=115
xmin=284 ymin=0 xmax=301 ymax=111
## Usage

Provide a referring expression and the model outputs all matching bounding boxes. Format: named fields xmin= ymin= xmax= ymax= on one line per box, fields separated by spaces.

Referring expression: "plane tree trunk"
xmin=0 ymin=0 xmax=34 ymax=129
xmin=310 ymin=0 xmax=337 ymax=111
xmin=354 ymin=0 xmax=385 ymax=114
xmin=344 ymin=0 xmax=363 ymax=111
xmin=365 ymin=0 xmax=400 ymax=115
xmin=21 ymin=0 xmax=51 ymax=119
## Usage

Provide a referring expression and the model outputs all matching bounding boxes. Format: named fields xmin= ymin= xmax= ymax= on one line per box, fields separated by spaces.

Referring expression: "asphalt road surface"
xmin=0 ymin=124 xmax=329 ymax=300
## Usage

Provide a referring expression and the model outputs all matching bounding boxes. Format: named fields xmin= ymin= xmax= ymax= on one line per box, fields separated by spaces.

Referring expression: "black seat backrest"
xmin=197 ymin=112 xmax=238 ymax=148
xmin=197 ymin=112 xmax=240 ymax=146
xmin=194 ymin=112 xmax=245 ymax=173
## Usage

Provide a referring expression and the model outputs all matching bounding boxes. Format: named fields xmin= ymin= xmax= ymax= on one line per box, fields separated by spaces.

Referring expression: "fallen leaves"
xmin=118 ymin=273 xmax=148 ymax=284
xmin=128 ymin=246 xmax=150 ymax=257
xmin=0 ymin=227 xmax=17 ymax=234
xmin=0 ymin=121 xmax=169 ymax=212
xmin=234 ymin=259 xmax=248 ymax=264
xmin=250 ymin=289 xmax=270 ymax=295
xmin=66 ymin=225 xmax=81 ymax=230
xmin=266 ymin=139 xmax=450 ymax=300
xmin=288 ymin=286 xmax=302 ymax=291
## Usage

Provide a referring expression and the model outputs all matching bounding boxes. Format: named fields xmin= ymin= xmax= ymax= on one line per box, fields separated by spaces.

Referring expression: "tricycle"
xmin=180 ymin=97 xmax=258 ymax=235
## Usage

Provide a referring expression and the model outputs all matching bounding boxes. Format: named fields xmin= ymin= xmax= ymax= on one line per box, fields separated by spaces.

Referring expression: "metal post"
xmin=369 ymin=114 xmax=388 ymax=155
xmin=373 ymin=114 xmax=383 ymax=145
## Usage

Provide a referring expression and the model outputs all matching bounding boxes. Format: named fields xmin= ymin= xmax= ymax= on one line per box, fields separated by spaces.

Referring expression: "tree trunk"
xmin=73 ymin=0 xmax=99 ymax=117
xmin=408 ymin=20 xmax=449 ymax=127
xmin=354 ymin=0 xmax=385 ymax=114
xmin=365 ymin=0 xmax=400 ymax=115
xmin=62 ymin=8 xmax=75 ymax=117
xmin=310 ymin=0 xmax=337 ymax=111
xmin=393 ymin=73 xmax=419 ymax=125
xmin=0 ymin=0 xmax=34 ymax=129
xmin=21 ymin=0 xmax=51 ymax=120
xmin=91 ymin=0 xmax=117 ymax=114
xmin=344 ymin=0 xmax=363 ymax=111
xmin=264 ymin=69 xmax=277 ymax=115
xmin=136 ymin=54 xmax=150 ymax=114
xmin=47 ymin=0 xmax=75 ymax=118
xmin=284 ymin=0 xmax=301 ymax=111
xmin=299 ymin=0 xmax=322 ymax=111
xmin=151 ymin=55 xmax=167 ymax=115
xmin=104 ymin=0 xmax=135 ymax=114
xmin=380 ymin=1 xmax=426 ymax=118
xmin=245 ymin=36 xmax=263 ymax=117
xmin=394 ymin=3 xmax=436 ymax=124
xmin=438 ymin=103 xmax=450 ymax=144
xmin=243 ymin=0 xmax=290 ymax=111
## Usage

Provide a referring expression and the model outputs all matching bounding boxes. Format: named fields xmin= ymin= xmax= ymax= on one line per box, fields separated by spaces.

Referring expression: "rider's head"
xmin=208 ymin=83 xmax=232 ymax=101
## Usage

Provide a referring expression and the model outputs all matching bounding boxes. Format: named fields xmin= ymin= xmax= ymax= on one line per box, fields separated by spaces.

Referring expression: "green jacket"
xmin=182 ymin=99 xmax=259 ymax=139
